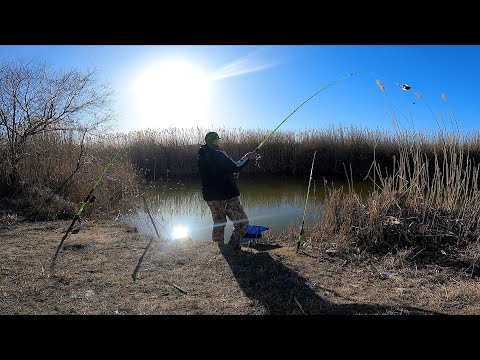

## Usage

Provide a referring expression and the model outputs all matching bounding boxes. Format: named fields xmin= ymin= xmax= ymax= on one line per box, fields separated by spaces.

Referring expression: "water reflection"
xmin=121 ymin=175 xmax=373 ymax=242
xmin=172 ymin=225 xmax=189 ymax=239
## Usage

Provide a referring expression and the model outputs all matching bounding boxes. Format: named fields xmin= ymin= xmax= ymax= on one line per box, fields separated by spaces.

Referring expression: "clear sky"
xmin=1 ymin=45 xmax=478 ymax=136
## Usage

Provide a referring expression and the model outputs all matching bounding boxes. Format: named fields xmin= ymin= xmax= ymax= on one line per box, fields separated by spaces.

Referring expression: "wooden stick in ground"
xmin=50 ymin=214 xmax=81 ymax=273
xmin=131 ymin=236 xmax=156 ymax=281
xmin=131 ymin=194 xmax=164 ymax=281
xmin=170 ymin=283 xmax=187 ymax=294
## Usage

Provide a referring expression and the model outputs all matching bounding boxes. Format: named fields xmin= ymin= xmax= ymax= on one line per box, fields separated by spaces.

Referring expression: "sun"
xmin=133 ymin=60 xmax=211 ymax=129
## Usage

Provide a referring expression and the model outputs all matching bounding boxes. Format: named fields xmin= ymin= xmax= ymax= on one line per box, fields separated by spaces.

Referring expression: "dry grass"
xmin=298 ymin=140 xmax=480 ymax=267
xmin=0 ymin=130 xmax=140 ymax=220
xmin=290 ymin=91 xmax=480 ymax=272
xmin=108 ymin=126 xmax=480 ymax=184
xmin=3 ymin=217 xmax=480 ymax=315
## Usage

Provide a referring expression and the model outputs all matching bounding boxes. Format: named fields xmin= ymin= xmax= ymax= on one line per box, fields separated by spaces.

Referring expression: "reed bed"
xmin=113 ymin=126 xmax=480 ymax=182
xmin=294 ymin=85 xmax=480 ymax=262
xmin=302 ymin=138 xmax=480 ymax=263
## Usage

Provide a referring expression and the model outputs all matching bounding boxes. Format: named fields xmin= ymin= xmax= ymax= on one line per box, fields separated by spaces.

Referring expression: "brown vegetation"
xmin=120 ymin=126 xmax=480 ymax=181
xmin=0 ymin=130 xmax=139 ymax=220
xmin=0 ymin=58 xmax=139 ymax=220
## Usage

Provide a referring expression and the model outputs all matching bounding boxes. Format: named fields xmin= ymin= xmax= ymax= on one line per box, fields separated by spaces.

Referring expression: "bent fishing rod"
xmin=241 ymin=73 xmax=357 ymax=251
xmin=251 ymin=70 xmax=418 ymax=155
xmin=50 ymin=147 xmax=125 ymax=271
xmin=253 ymin=72 xmax=359 ymax=153
xmin=236 ymin=72 xmax=358 ymax=167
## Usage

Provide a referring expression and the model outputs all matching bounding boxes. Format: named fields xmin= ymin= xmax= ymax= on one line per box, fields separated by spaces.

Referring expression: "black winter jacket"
xmin=197 ymin=144 xmax=250 ymax=201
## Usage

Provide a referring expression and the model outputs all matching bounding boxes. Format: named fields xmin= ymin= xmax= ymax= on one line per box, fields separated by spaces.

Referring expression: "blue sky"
xmin=1 ymin=45 xmax=478 ymax=136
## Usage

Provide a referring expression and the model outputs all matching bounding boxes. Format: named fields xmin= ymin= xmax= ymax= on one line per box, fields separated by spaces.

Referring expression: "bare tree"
xmin=0 ymin=58 xmax=116 ymax=194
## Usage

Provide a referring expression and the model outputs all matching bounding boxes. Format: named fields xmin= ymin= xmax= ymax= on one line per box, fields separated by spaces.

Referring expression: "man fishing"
xmin=197 ymin=131 xmax=256 ymax=251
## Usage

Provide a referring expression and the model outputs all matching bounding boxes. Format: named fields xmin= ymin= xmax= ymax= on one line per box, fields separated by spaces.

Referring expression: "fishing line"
xmin=369 ymin=71 xmax=449 ymax=135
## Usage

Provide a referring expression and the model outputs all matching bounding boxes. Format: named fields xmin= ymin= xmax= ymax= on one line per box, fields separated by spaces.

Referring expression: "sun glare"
xmin=133 ymin=61 xmax=211 ymax=129
xmin=172 ymin=225 xmax=189 ymax=240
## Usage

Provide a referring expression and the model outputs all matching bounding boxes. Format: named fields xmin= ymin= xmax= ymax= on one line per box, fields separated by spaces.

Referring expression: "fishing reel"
xmin=254 ymin=153 xmax=263 ymax=168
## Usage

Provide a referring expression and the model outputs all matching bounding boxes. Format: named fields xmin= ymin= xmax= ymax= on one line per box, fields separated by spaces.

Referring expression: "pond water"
xmin=120 ymin=175 xmax=373 ymax=243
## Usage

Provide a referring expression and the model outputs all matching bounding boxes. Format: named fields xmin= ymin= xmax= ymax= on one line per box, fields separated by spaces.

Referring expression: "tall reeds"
xmin=301 ymin=84 xmax=480 ymax=258
xmin=113 ymin=125 xmax=480 ymax=184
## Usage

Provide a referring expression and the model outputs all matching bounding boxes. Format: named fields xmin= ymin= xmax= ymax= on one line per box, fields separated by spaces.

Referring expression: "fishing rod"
xmin=296 ymin=150 xmax=317 ymax=254
xmin=50 ymin=147 xmax=125 ymax=271
xmin=253 ymin=72 xmax=359 ymax=153
xmin=232 ymin=73 xmax=358 ymax=167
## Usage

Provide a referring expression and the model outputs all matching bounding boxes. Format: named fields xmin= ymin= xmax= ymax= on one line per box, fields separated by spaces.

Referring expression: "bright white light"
xmin=172 ymin=226 xmax=189 ymax=240
xmin=133 ymin=60 xmax=211 ymax=129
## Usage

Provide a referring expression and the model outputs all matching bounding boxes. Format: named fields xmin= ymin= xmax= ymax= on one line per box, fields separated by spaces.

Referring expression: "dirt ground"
xmin=2 ymin=215 xmax=480 ymax=315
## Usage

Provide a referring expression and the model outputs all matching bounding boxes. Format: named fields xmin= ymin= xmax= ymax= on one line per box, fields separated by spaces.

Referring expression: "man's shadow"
xmin=218 ymin=244 xmax=440 ymax=315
